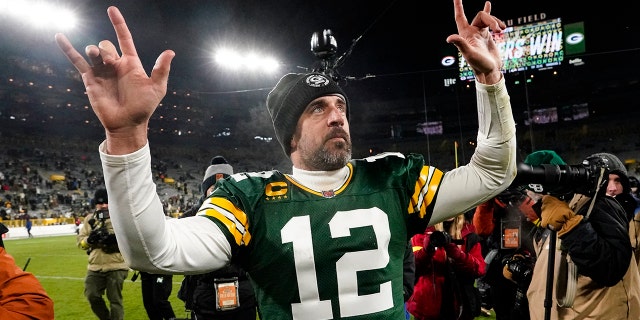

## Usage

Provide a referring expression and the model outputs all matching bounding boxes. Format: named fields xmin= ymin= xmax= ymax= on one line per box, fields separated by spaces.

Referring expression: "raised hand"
xmin=54 ymin=6 xmax=175 ymax=154
xmin=446 ymin=0 xmax=505 ymax=84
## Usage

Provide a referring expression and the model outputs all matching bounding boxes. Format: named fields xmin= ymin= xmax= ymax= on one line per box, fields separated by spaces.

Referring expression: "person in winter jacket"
xmin=407 ymin=213 xmax=485 ymax=320
xmin=526 ymin=152 xmax=640 ymax=320
xmin=473 ymin=150 xmax=565 ymax=320
xmin=77 ymin=189 xmax=130 ymax=320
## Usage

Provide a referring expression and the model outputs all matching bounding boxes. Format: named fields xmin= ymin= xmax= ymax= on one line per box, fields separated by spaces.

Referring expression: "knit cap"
xmin=266 ymin=72 xmax=347 ymax=155
xmin=93 ymin=188 xmax=108 ymax=205
xmin=523 ymin=150 xmax=566 ymax=166
xmin=201 ymin=156 xmax=233 ymax=195
xmin=584 ymin=152 xmax=629 ymax=193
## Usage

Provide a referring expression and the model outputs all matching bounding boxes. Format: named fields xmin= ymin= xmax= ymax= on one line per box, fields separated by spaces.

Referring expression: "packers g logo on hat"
xmin=266 ymin=72 xmax=347 ymax=155
xmin=305 ymin=74 xmax=331 ymax=87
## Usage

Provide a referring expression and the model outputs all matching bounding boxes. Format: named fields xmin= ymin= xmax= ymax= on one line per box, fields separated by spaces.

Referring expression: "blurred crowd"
xmin=0 ymin=135 xmax=207 ymax=227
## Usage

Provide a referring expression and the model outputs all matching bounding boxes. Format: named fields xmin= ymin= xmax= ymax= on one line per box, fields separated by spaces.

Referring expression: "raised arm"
xmin=55 ymin=6 xmax=175 ymax=155
xmin=429 ymin=0 xmax=516 ymax=224
xmin=56 ymin=6 xmax=231 ymax=274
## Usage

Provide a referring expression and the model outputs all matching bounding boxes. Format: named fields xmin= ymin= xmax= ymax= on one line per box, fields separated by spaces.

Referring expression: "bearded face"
xmin=297 ymin=126 xmax=352 ymax=171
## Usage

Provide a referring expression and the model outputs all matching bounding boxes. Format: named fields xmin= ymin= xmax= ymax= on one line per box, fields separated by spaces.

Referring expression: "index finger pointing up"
xmin=452 ymin=0 xmax=469 ymax=29
xmin=106 ymin=6 xmax=139 ymax=58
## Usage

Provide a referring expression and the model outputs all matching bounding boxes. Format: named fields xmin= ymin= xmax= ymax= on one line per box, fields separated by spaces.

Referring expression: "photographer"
xmin=473 ymin=150 xmax=562 ymax=320
xmin=524 ymin=152 xmax=640 ymax=320
xmin=77 ymin=189 xmax=129 ymax=320
xmin=407 ymin=214 xmax=485 ymax=320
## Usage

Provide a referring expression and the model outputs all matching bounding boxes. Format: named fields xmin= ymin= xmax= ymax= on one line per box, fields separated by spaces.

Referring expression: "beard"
xmin=300 ymin=128 xmax=352 ymax=171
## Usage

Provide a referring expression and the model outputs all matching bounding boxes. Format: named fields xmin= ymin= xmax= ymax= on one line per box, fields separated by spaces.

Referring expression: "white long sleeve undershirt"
xmin=100 ymin=77 xmax=515 ymax=273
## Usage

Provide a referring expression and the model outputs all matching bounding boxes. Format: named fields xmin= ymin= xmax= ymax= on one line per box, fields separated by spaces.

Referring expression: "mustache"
xmin=326 ymin=128 xmax=350 ymax=142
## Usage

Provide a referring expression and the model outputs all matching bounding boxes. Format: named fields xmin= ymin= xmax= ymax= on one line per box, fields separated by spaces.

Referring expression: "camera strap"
xmin=555 ymin=248 xmax=577 ymax=308
xmin=553 ymin=192 xmax=598 ymax=309
xmin=584 ymin=167 xmax=606 ymax=220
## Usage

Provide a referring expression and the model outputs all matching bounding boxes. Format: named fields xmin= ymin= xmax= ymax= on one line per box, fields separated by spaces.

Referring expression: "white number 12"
xmin=281 ymin=208 xmax=392 ymax=319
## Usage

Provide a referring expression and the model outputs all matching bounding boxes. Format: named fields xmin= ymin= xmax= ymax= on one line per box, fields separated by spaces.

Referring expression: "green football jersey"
xmin=198 ymin=152 xmax=443 ymax=319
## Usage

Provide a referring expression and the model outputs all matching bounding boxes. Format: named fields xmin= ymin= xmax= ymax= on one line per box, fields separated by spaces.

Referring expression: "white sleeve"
xmin=429 ymin=77 xmax=517 ymax=224
xmin=99 ymin=142 xmax=231 ymax=274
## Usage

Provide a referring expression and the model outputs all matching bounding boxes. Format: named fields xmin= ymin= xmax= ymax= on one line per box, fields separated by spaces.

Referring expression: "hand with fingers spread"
xmin=447 ymin=0 xmax=505 ymax=84
xmin=54 ymin=6 xmax=175 ymax=155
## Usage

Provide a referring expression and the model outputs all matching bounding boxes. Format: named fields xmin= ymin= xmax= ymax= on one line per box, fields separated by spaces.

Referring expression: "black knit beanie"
xmin=93 ymin=188 xmax=108 ymax=206
xmin=266 ymin=72 xmax=347 ymax=155
xmin=583 ymin=152 xmax=629 ymax=195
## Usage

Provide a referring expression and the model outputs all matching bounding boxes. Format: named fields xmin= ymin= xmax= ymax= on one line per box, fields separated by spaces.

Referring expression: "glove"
xmin=502 ymin=259 xmax=517 ymax=284
xmin=444 ymin=242 xmax=466 ymax=261
xmin=432 ymin=247 xmax=447 ymax=264
xmin=540 ymin=195 xmax=583 ymax=237
xmin=86 ymin=230 xmax=101 ymax=245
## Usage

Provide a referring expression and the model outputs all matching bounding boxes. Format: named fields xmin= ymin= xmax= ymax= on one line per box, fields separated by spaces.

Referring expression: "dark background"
xmin=0 ymin=0 xmax=638 ymax=171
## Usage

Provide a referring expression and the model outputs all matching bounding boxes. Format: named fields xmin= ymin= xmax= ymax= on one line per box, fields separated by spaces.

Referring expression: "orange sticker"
xmin=215 ymin=279 xmax=240 ymax=310
xmin=503 ymin=228 xmax=519 ymax=248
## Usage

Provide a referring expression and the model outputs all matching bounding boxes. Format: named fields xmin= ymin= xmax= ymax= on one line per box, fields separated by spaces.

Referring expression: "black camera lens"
xmin=429 ymin=231 xmax=451 ymax=248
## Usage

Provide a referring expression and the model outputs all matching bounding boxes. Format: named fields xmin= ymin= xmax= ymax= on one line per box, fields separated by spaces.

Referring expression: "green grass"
xmin=5 ymin=235 xmax=191 ymax=319
xmin=6 ymin=235 xmax=496 ymax=319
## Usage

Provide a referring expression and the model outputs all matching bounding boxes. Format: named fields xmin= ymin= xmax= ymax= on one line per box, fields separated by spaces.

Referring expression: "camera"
xmin=86 ymin=209 xmax=118 ymax=254
xmin=429 ymin=231 xmax=464 ymax=248
xmin=502 ymin=252 xmax=535 ymax=313
xmin=495 ymin=187 xmax=528 ymax=206
xmin=511 ymin=158 xmax=609 ymax=197
xmin=502 ymin=253 xmax=534 ymax=287
xmin=310 ymin=29 xmax=341 ymax=81
xmin=512 ymin=163 xmax=590 ymax=188
xmin=311 ymin=29 xmax=337 ymax=61
xmin=95 ymin=208 xmax=110 ymax=220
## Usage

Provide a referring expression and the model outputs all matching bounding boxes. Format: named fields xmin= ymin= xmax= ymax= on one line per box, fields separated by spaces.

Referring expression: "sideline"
xmin=3 ymin=224 xmax=79 ymax=240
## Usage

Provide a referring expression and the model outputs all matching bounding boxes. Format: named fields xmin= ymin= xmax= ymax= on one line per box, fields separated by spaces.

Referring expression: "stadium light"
xmin=214 ymin=48 xmax=280 ymax=74
xmin=1 ymin=0 xmax=77 ymax=31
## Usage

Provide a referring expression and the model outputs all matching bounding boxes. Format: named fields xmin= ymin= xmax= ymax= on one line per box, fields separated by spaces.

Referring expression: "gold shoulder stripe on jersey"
xmin=409 ymin=166 xmax=443 ymax=218
xmin=198 ymin=197 xmax=251 ymax=246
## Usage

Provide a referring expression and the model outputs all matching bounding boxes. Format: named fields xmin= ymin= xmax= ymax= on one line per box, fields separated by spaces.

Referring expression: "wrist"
xmin=105 ymin=127 xmax=148 ymax=155
xmin=475 ymin=70 xmax=503 ymax=85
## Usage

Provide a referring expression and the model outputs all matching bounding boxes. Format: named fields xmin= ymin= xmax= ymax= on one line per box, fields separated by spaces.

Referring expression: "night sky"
xmin=3 ymin=0 xmax=634 ymax=92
